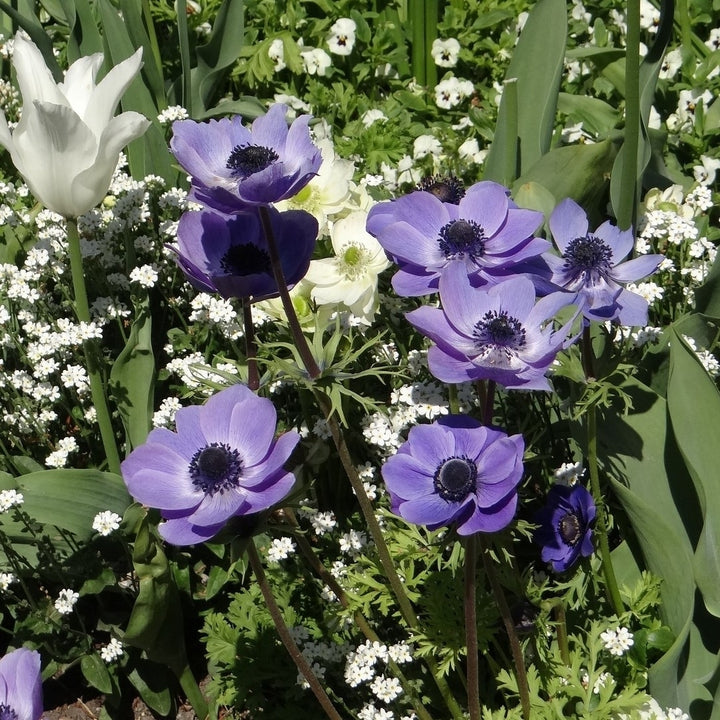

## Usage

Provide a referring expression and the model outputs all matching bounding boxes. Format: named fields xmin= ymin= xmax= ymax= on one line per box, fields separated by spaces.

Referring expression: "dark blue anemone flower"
xmin=121 ymin=384 xmax=300 ymax=545
xmin=0 ymin=647 xmax=43 ymax=720
xmin=533 ymin=483 xmax=596 ymax=572
xmin=170 ymin=103 xmax=322 ymax=210
xmin=381 ymin=415 xmax=524 ymax=535
xmin=169 ymin=205 xmax=317 ymax=301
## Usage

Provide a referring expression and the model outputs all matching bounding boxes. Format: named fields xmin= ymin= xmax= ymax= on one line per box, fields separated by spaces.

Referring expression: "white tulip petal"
xmin=12 ymin=32 xmax=67 ymax=111
xmin=0 ymin=110 xmax=15 ymax=153
xmin=60 ymin=53 xmax=104 ymax=119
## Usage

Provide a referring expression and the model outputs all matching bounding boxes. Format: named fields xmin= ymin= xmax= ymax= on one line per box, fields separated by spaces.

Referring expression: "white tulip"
xmin=0 ymin=31 xmax=150 ymax=217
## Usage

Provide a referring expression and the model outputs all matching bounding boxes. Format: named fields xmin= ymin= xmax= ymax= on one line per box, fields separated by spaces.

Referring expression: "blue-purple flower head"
xmin=533 ymin=483 xmax=596 ymax=572
xmin=0 ymin=648 xmax=43 ymax=720
xmin=121 ymin=384 xmax=300 ymax=545
xmin=170 ymin=103 xmax=322 ymax=210
xmin=366 ymin=180 xmax=550 ymax=296
xmin=382 ymin=415 xmax=524 ymax=535
xmin=406 ymin=261 xmax=578 ymax=390
xmin=546 ymin=198 xmax=663 ymax=325
xmin=170 ymin=205 xmax=317 ymax=301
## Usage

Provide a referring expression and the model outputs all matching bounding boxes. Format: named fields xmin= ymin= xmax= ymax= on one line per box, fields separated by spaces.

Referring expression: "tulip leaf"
xmin=57 ymin=0 xmax=103 ymax=59
xmin=556 ymin=92 xmax=620 ymax=136
xmin=128 ymin=662 xmax=173 ymax=715
xmin=110 ymin=296 xmax=155 ymax=451
xmin=484 ymin=0 xmax=566 ymax=182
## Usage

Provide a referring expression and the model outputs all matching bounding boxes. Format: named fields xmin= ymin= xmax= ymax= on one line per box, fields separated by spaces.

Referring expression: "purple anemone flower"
xmin=366 ymin=180 xmax=550 ymax=296
xmin=533 ymin=483 xmax=596 ymax=572
xmin=170 ymin=103 xmax=322 ymax=210
xmin=406 ymin=261 xmax=578 ymax=390
xmin=382 ymin=415 xmax=524 ymax=535
xmin=546 ymin=198 xmax=663 ymax=325
xmin=121 ymin=384 xmax=300 ymax=545
xmin=170 ymin=206 xmax=317 ymax=300
xmin=0 ymin=648 xmax=43 ymax=720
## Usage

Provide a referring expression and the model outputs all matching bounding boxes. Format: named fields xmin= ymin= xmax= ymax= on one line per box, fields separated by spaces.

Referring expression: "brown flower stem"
xmin=241 ymin=298 xmax=259 ymax=391
xmin=553 ymin=600 xmax=570 ymax=666
xmin=464 ymin=535 xmax=481 ymax=720
xmin=247 ymin=540 xmax=343 ymax=720
xmin=479 ymin=538 xmax=530 ymax=720
xmin=258 ymin=205 xmax=321 ymax=379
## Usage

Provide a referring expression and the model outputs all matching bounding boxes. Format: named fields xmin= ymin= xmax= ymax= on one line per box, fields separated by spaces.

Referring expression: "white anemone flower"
xmin=0 ymin=31 xmax=150 ymax=218
xmin=304 ymin=210 xmax=390 ymax=325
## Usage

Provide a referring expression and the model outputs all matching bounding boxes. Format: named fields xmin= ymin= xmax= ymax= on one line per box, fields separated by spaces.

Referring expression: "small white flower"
xmin=370 ymin=675 xmax=403 ymax=703
xmin=301 ymin=47 xmax=332 ymax=76
xmin=268 ymin=38 xmax=286 ymax=71
xmin=659 ymin=47 xmax=682 ymax=80
xmin=431 ymin=38 xmax=460 ymax=67
xmin=100 ymin=637 xmax=124 ymax=663
xmin=553 ymin=461 xmax=585 ymax=485
xmin=339 ymin=529 xmax=367 ymax=556
xmin=693 ymin=155 xmax=720 ymax=185
xmin=0 ymin=489 xmax=24 ymax=511
xmin=600 ymin=626 xmax=634 ymax=656
xmin=267 ymin=537 xmax=296 ymax=563
xmin=327 ymin=18 xmax=356 ymax=56
xmin=413 ymin=134 xmax=442 ymax=160
xmin=157 ymin=105 xmax=189 ymax=125
xmin=434 ymin=76 xmax=474 ymax=109
xmin=92 ymin=510 xmax=122 ymax=536
xmin=0 ymin=572 xmax=16 ymax=591
xmin=129 ymin=264 xmax=159 ymax=288
xmin=55 ymin=588 xmax=79 ymax=615
xmin=361 ymin=109 xmax=388 ymax=128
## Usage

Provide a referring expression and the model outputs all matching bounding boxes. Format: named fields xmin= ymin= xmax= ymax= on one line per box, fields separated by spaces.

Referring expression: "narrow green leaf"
xmin=557 ymin=92 xmax=620 ymax=136
xmin=128 ymin=662 xmax=172 ymax=715
xmin=58 ymin=0 xmax=104 ymax=60
xmin=81 ymin=654 xmax=113 ymax=694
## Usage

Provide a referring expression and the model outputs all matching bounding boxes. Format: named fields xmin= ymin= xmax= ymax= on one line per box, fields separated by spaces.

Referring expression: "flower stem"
xmin=586 ymin=405 xmax=625 ymax=616
xmin=65 ymin=218 xmax=121 ymax=475
xmin=242 ymin=298 xmax=259 ymax=391
xmin=247 ymin=539 xmax=343 ymax=720
xmin=479 ymin=539 xmax=530 ymax=720
xmin=258 ymin=205 xmax=321 ymax=379
xmin=464 ymin=535 xmax=481 ymax=720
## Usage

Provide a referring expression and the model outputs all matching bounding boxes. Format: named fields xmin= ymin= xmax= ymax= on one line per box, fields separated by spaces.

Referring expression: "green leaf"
xmin=81 ymin=654 xmax=113 ymax=694
xmin=110 ymin=296 xmax=155 ymax=451
xmin=484 ymin=0 xmax=567 ymax=181
xmin=57 ymin=0 xmax=104 ymax=59
xmin=128 ymin=662 xmax=172 ymax=715
xmin=557 ymin=92 xmax=620 ymax=136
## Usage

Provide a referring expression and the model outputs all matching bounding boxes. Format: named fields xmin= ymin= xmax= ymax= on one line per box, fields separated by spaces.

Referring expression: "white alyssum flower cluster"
xmin=54 ymin=588 xmax=80 ymax=615
xmin=100 ymin=638 xmax=124 ymax=663
xmin=681 ymin=336 xmax=720 ymax=378
xmin=152 ymin=396 xmax=183 ymax=428
xmin=600 ymin=626 xmax=634 ymax=656
xmin=0 ymin=489 xmax=23 ymax=511
xmin=92 ymin=510 xmax=122 ymax=536
xmin=45 ymin=436 xmax=78 ymax=468
xmin=0 ymin=572 xmax=16 ymax=591
xmin=267 ymin=537 xmax=297 ymax=563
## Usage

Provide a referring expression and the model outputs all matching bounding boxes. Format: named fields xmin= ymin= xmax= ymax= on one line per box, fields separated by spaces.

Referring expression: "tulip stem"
xmin=65 ymin=218 xmax=121 ymax=475
xmin=247 ymin=540 xmax=343 ymax=720
xmin=258 ymin=206 xmax=321 ymax=379
xmin=464 ymin=535 xmax=481 ymax=720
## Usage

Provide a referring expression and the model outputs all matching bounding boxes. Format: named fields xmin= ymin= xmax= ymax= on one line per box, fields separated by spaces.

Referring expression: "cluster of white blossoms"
xmin=289 ymin=626 xmax=350 ymax=690
xmin=0 ymin=572 xmax=16 ymax=592
xmin=92 ymin=510 xmax=123 ymax=536
xmin=266 ymin=536 xmax=296 ymax=563
xmin=157 ymin=105 xmax=189 ymax=125
xmin=54 ymin=588 xmax=80 ymax=615
xmin=45 ymin=436 xmax=78 ymax=468
xmin=152 ymin=396 xmax=183 ymax=429
xmin=554 ymin=461 xmax=585 ymax=485
xmin=0 ymin=489 xmax=23 ymax=512
xmin=681 ymin=336 xmax=720 ymax=378
xmin=297 ymin=507 xmax=338 ymax=536
xmin=100 ymin=638 xmax=124 ymax=663
xmin=339 ymin=529 xmax=367 ymax=557
xmin=600 ymin=626 xmax=634 ymax=656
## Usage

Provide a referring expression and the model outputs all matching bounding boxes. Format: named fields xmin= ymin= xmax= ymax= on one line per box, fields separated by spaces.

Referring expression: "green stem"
xmin=247 ymin=540 xmax=343 ymax=720
xmin=242 ymin=299 xmax=259 ymax=391
xmin=552 ymin=600 xmax=570 ymax=666
xmin=176 ymin=663 xmax=208 ymax=720
xmin=587 ymin=405 xmax=625 ymax=616
xmin=424 ymin=0 xmax=438 ymax=88
xmin=479 ymin=539 xmax=530 ymax=720
xmin=65 ymin=218 xmax=121 ymax=475
xmin=409 ymin=0 xmax=426 ymax=84
xmin=464 ymin=535 xmax=481 ymax=720
xmin=618 ymin=0 xmax=641 ymax=230
xmin=258 ymin=206 xmax=321 ymax=379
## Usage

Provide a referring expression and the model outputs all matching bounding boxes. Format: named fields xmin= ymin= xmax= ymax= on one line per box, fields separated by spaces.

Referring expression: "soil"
xmin=40 ymin=695 xmax=199 ymax=720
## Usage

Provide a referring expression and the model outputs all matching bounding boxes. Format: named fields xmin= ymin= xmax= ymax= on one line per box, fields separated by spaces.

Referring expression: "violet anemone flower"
xmin=533 ymin=484 xmax=596 ymax=572
xmin=406 ymin=261 xmax=578 ymax=390
xmin=170 ymin=206 xmax=317 ymax=300
xmin=170 ymin=103 xmax=322 ymax=210
xmin=121 ymin=384 xmax=300 ymax=545
xmin=366 ymin=180 xmax=549 ymax=296
xmin=382 ymin=415 xmax=524 ymax=535
xmin=546 ymin=198 xmax=662 ymax=325
xmin=0 ymin=647 xmax=43 ymax=720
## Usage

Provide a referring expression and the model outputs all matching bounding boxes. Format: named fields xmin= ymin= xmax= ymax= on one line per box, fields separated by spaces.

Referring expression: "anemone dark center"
xmin=220 ymin=243 xmax=271 ymax=276
xmin=472 ymin=310 xmax=527 ymax=354
xmin=0 ymin=704 xmax=18 ymax=720
xmin=558 ymin=511 xmax=581 ymax=546
xmin=438 ymin=219 xmax=485 ymax=260
xmin=433 ymin=456 xmax=477 ymax=502
xmin=189 ymin=442 xmax=243 ymax=495
xmin=563 ymin=234 xmax=612 ymax=273
xmin=227 ymin=144 xmax=279 ymax=178
xmin=417 ymin=175 xmax=465 ymax=204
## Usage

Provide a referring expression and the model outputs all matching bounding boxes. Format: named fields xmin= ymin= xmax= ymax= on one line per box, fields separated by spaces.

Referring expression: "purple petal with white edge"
xmin=398 ymin=493 xmax=459 ymax=527
xmin=250 ymin=104 xmax=290 ymax=152
xmin=177 ymin=210 xmax=224 ymax=270
xmin=378 ymin=220 xmax=447 ymax=268
xmin=525 ymin=289 xmax=578 ymax=329
xmin=460 ymin=181 xmax=512 ymax=237
xmin=198 ymin=385 xmax=255 ymax=445
xmin=594 ymin=220 xmax=634 ymax=262
xmin=241 ymin=431 xmax=300 ymax=486
xmin=610 ymin=254 xmax=662 ymax=284
xmin=382 ymin=453 xmax=437 ymax=499
xmin=0 ymin=647 xmax=43 ymax=720
xmin=227 ymin=394 xmax=277 ymax=466
xmin=549 ymin=198 xmax=589 ymax=254
xmin=159 ymin=516 xmax=227 ymax=545
xmin=457 ymin=493 xmax=518 ymax=535
xmin=188 ymin=488 xmax=248 ymax=525
xmin=404 ymin=423 xmax=457 ymax=467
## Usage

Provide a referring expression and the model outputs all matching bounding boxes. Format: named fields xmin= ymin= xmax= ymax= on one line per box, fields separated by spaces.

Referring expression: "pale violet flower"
xmin=0 ymin=32 xmax=150 ymax=217
xmin=100 ymin=638 xmax=124 ymax=663
xmin=92 ymin=510 xmax=122 ymax=536
xmin=301 ymin=47 xmax=332 ymax=76
xmin=55 ymin=588 xmax=80 ymax=615
xmin=304 ymin=210 xmax=390 ymax=324
xmin=327 ymin=18 xmax=357 ymax=55
xmin=431 ymin=38 xmax=460 ymax=67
